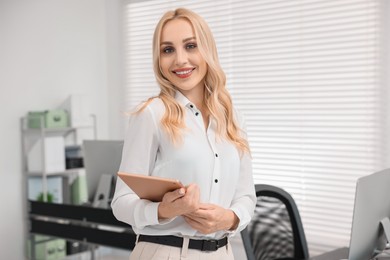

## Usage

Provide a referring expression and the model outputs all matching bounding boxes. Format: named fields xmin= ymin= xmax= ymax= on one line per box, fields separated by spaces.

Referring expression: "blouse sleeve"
xmin=111 ymin=105 xmax=161 ymax=229
xmin=228 ymin=112 xmax=257 ymax=235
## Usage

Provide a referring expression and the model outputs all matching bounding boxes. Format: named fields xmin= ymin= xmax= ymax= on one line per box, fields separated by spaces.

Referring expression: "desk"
xmin=309 ymin=247 xmax=348 ymax=260
xmin=28 ymin=201 xmax=136 ymax=259
xmin=310 ymin=247 xmax=390 ymax=260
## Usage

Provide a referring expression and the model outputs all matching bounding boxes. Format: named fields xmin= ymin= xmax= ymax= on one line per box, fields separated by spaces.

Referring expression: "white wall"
xmin=105 ymin=0 xmax=126 ymax=139
xmin=0 ymin=0 xmax=122 ymax=258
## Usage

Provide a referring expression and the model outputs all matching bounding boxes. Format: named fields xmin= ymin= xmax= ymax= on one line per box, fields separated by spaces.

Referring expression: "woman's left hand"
xmin=183 ymin=203 xmax=239 ymax=234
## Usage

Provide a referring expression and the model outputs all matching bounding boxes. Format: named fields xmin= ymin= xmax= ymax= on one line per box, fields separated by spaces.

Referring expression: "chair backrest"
xmin=241 ymin=184 xmax=309 ymax=260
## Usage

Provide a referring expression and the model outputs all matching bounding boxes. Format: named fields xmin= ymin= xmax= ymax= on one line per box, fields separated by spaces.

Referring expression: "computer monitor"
xmin=82 ymin=140 xmax=123 ymax=208
xmin=348 ymin=168 xmax=390 ymax=259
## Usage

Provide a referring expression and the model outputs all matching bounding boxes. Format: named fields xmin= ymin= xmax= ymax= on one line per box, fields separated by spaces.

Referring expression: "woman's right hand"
xmin=158 ymin=183 xmax=200 ymax=220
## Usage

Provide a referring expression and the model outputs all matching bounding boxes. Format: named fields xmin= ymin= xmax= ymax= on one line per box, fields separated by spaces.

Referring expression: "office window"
xmin=123 ymin=0 xmax=384 ymax=255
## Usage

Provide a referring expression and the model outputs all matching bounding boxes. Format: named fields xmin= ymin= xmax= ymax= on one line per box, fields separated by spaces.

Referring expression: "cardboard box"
xmin=27 ymin=235 xmax=66 ymax=260
xmin=28 ymin=110 xmax=69 ymax=128
xmin=27 ymin=136 xmax=66 ymax=173
xmin=61 ymin=94 xmax=93 ymax=127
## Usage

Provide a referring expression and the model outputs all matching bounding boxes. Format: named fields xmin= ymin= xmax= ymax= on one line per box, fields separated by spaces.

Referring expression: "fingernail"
xmin=179 ymin=188 xmax=185 ymax=195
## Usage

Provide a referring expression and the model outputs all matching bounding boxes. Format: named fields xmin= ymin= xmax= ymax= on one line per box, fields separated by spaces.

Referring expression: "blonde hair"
xmin=140 ymin=8 xmax=249 ymax=154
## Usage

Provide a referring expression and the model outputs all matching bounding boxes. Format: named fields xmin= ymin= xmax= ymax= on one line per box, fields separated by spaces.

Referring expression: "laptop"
xmin=312 ymin=169 xmax=390 ymax=260
xmin=316 ymin=169 xmax=390 ymax=260
xmin=83 ymin=140 xmax=123 ymax=208
xmin=346 ymin=168 xmax=390 ymax=260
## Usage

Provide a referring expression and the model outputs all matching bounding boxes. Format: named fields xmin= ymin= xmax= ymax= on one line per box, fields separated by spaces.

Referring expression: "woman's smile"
xmin=172 ymin=67 xmax=196 ymax=78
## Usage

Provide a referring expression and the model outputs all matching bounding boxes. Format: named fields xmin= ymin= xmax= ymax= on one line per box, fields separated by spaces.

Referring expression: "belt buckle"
xmin=201 ymin=240 xmax=218 ymax=251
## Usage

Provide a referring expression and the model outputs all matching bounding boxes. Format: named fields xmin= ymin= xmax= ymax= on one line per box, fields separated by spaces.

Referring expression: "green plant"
xmin=36 ymin=192 xmax=54 ymax=203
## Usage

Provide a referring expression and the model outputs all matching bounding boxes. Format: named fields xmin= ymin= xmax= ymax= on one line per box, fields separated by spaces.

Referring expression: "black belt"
xmin=138 ymin=235 xmax=228 ymax=252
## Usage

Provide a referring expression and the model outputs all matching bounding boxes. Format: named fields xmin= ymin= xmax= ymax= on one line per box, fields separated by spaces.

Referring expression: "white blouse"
xmin=111 ymin=91 xmax=256 ymax=239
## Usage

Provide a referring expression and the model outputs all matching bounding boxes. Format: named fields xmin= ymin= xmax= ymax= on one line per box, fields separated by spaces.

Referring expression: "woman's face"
xmin=159 ymin=18 xmax=207 ymax=97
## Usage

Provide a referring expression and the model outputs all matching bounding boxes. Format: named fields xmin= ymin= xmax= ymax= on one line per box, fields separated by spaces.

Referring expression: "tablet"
xmin=117 ymin=171 xmax=183 ymax=202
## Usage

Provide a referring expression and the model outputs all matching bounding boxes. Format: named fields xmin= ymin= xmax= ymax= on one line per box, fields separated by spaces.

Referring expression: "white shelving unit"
xmin=21 ymin=114 xmax=97 ymax=260
xmin=21 ymin=115 xmax=96 ymax=202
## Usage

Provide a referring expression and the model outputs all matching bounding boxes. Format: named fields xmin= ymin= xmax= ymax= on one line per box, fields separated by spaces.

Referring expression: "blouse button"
xmin=215 ymin=153 xmax=218 ymax=157
xmin=190 ymin=104 xmax=194 ymax=108
xmin=214 ymin=179 xmax=218 ymax=183
xmin=195 ymin=112 xmax=199 ymax=116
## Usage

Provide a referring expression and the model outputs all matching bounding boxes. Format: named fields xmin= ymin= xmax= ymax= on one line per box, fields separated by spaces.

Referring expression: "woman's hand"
xmin=183 ymin=204 xmax=239 ymax=234
xmin=158 ymin=183 xmax=200 ymax=220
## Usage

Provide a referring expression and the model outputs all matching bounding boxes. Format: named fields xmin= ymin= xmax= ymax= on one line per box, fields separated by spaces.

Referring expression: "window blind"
xmin=123 ymin=0 xmax=383 ymax=255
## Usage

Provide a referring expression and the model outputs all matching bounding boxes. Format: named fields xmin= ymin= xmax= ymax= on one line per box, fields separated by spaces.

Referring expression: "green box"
xmin=27 ymin=235 xmax=66 ymax=260
xmin=28 ymin=110 xmax=69 ymax=129
xmin=71 ymin=174 xmax=88 ymax=205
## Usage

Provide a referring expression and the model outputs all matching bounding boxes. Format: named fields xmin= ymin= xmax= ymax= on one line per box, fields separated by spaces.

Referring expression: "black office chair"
xmin=241 ymin=184 xmax=309 ymax=260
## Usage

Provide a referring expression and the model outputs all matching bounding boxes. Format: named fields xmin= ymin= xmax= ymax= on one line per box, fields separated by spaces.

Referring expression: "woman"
xmin=111 ymin=8 xmax=256 ymax=260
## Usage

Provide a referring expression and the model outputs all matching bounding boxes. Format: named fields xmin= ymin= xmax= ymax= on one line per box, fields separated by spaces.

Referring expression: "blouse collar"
xmin=174 ymin=91 xmax=197 ymax=110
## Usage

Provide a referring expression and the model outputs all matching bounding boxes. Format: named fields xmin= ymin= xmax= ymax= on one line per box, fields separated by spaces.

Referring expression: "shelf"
xmin=27 ymin=168 xmax=84 ymax=177
xmin=22 ymin=126 xmax=93 ymax=137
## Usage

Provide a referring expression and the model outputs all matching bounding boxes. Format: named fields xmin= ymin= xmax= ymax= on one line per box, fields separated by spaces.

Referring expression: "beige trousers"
xmin=129 ymin=237 xmax=234 ymax=260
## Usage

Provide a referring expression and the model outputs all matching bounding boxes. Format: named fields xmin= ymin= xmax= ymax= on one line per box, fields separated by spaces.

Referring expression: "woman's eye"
xmin=162 ymin=47 xmax=174 ymax=54
xmin=186 ymin=43 xmax=197 ymax=49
